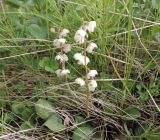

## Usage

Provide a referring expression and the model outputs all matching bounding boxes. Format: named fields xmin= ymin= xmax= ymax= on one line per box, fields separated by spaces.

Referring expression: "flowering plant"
xmin=74 ymin=21 xmax=98 ymax=115
xmin=52 ymin=21 xmax=98 ymax=116
xmin=52 ymin=29 xmax=71 ymax=77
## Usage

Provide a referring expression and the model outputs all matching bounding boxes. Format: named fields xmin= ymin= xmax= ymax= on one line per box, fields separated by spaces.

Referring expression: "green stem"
xmin=84 ymin=42 xmax=90 ymax=117
xmin=61 ymin=47 xmax=65 ymax=70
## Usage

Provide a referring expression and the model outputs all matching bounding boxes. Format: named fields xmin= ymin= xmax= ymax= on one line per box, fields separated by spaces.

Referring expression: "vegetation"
xmin=0 ymin=0 xmax=160 ymax=139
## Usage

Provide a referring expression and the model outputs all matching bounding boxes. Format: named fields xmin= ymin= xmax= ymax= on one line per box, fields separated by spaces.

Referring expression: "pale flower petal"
xmin=53 ymin=38 xmax=66 ymax=48
xmin=83 ymin=21 xmax=96 ymax=33
xmin=74 ymin=29 xmax=87 ymax=44
xmin=55 ymin=69 xmax=70 ymax=76
xmin=61 ymin=69 xmax=70 ymax=75
xmin=63 ymin=44 xmax=72 ymax=53
xmin=86 ymin=42 xmax=98 ymax=53
xmin=74 ymin=53 xmax=83 ymax=60
xmin=59 ymin=29 xmax=70 ymax=38
xmin=87 ymin=70 xmax=98 ymax=79
xmin=75 ymin=78 xmax=85 ymax=86
xmin=55 ymin=69 xmax=62 ymax=77
xmin=74 ymin=53 xmax=90 ymax=65
xmin=80 ymin=56 xmax=90 ymax=65
xmin=55 ymin=54 xmax=68 ymax=62
xmin=88 ymin=80 xmax=97 ymax=92
xmin=50 ymin=27 xmax=56 ymax=33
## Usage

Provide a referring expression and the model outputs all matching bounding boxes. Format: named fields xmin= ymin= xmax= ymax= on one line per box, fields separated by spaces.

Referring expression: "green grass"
xmin=0 ymin=0 xmax=160 ymax=139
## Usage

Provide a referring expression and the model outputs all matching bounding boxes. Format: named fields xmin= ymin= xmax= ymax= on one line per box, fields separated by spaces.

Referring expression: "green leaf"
xmin=11 ymin=102 xmax=26 ymax=115
xmin=123 ymin=106 xmax=141 ymax=120
xmin=75 ymin=116 xmax=85 ymax=124
xmin=21 ymin=108 xmax=33 ymax=120
xmin=44 ymin=114 xmax=66 ymax=132
xmin=72 ymin=125 xmax=94 ymax=140
xmin=20 ymin=121 xmax=34 ymax=130
xmin=39 ymin=57 xmax=58 ymax=73
xmin=45 ymin=66 xmax=55 ymax=73
xmin=35 ymin=99 xmax=53 ymax=120
xmin=39 ymin=57 xmax=50 ymax=67
xmin=134 ymin=123 xmax=149 ymax=136
xmin=28 ymin=24 xmax=47 ymax=39
xmin=47 ymin=62 xmax=59 ymax=72
xmin=11 ymin=102 xmax=32 ymax=119
xmin=139 ymin=92 xmax=149 ymax=102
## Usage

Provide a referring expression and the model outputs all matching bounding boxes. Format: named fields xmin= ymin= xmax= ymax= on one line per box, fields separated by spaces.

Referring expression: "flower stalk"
xmin=74 ymin=21 xmax=98 ymax=116
xmin=52 ymin=29 xmax=71 ymax=77
xmin=84 ymin=42 xmax=91 ymax=116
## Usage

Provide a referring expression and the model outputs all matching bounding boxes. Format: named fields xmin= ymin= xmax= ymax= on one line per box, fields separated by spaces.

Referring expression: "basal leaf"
xmin=11 ymin=102 xmax=26 ymax=115
xmin=44 ymin=114 xmax=66 ymax=132
xmin=73 ymin=125 xmax=94 ymax=140
xmin=39 ymin=57 xmax=50 ymax=68
xmin=28 ymin=24 xmax=47 ymax=39
xmin=35 ymin=99 xmax=53 ymax=120
xmin=123 ymin=106 xmax=141 ymax=120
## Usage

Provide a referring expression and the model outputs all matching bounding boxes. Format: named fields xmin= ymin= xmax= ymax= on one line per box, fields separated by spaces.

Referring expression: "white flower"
xmin=53 ymin=38 xmax=66 ymax=48
xmin=87 ymin=70 xmax=98 ymax=79
xmin=88 ymin=80 xmax=97 ymax=92
xmin=55 ymin=69 xmax=70 ymax=76
xmin=55 ymin=69 xmax=62 ymax=77
xmin=61 ymin=69 xmax=70 ymax=75
xmin=59 ymin=29 xmax=70 ymax=38
xmin=55 ymin=54 xmax=68 ymax=62
xmin=86 ymin=42 xmax=98 ymax=53
xmin=78 ymin=56 xmax=90 ymax=65
xmin=74 ymin=53 xmax=83 ymax=61
xmin=74 ymin=29 xmax=87 ymax=44
xmin=75 ymin=78 xmax=85 ymax=86
xmin=63 ymin=44 xmax=72 ymax=53
xmin=84 ymin=21 xmax=96 ymax=33
xmin=74 ymin=53 xmax=90 ymax=65
xmin=50 ymin=27 xmax=56 ymax=33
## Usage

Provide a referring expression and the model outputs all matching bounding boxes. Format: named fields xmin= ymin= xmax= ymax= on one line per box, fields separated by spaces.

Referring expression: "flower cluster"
xmin=74 ymin=21 xmax=96 ymax=44
xmin=74 ymin=21 xmax=98 ymax=92
xmin=52 ymin=28 xmax=71 ymax=77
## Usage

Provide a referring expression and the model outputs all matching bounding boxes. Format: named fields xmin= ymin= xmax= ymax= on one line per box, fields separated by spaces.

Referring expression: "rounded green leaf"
xmin=35 ymin=99 xmax=53 ymax=120
xmin=134 ymin=123 xmax=149 ymax=136
xmin=75 ymin=116 xmax=85 ymax=124
xmin=44 ymin=66 xmax=55 ymax=73
xmin=73 ymin=125 xmax=94 ymax=140
xmin=44 ymin=114 xmax=66 ymax=132
xmin=123 ymin=106 xmax=141 ymax=120
xmin=39 ymin=57 xmax=50 ymax=68
xmin=28 ymin=24 xmax=47 ymax=39
xmin=39 ymin=57 xmax=58 ymax=73
xmin=20 ymin=121 xmax=34 ymax=130
xmin=11 ymin=102 xmax=26 ymax=115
